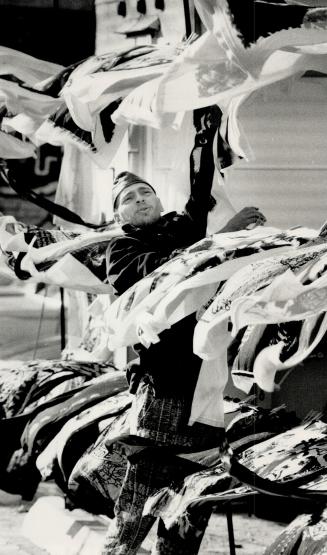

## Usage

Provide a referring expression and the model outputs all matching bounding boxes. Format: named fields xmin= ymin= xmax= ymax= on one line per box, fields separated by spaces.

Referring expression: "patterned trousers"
xmin=101 ymin=450 xmax=212 ymax=555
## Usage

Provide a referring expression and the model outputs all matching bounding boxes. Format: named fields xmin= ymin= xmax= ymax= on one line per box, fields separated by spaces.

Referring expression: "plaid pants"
xmin=101 ymin=451 xmax=212 ymax=555
xmin=101 ymin=377 xmax=223 ymax=555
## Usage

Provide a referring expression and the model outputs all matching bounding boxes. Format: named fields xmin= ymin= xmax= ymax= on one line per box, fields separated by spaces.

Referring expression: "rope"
xmin=0 ymin=162 xmax=103 ymax=230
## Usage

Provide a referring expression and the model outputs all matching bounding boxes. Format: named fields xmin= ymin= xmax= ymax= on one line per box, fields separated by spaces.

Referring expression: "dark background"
xmin=0 ymin=0 xmax=96 ymax=224
xmin=0 ymin=0 xmax=95 ymax=65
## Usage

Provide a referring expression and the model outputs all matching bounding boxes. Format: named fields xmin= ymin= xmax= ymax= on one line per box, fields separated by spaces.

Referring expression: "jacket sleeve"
xmin=106 ymin=236 xmax=174 ymax=296
xmin=183 ymin=105 xmax=222 ymax=240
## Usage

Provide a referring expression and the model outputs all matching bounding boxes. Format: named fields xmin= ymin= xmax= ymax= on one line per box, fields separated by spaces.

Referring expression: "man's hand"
xmin=220 ymin=207 xmax=267 ymax=233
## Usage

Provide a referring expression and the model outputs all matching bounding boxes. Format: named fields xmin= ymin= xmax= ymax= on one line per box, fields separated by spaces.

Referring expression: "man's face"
xmin=115 ymin=182 xmax=163 ymax=226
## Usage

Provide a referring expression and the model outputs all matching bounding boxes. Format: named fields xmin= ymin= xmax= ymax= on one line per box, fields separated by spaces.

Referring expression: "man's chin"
xmin=134 ymin=214 xmax=159 ymax=226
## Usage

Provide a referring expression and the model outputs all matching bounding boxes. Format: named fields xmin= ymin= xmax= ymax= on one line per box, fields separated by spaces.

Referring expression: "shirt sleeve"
xmin=106 ymin=236 xmax=174 ymax=296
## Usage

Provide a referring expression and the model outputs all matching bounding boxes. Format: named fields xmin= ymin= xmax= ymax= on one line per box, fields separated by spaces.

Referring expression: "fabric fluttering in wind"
xmin=230 ymin=260 xmax=327 ymax=332
xmin=103 ymin=226 xmax=305 ymax=351
xmin=112 ymin=1 xmax=327 ymax=133
xmin=0 ymin=215 xmax=122 ymax=293
xmin=193 ymin=240 xmax=327 ymax=361
xmin=60 ymin=44 xmax=180 ymax=132
xmin=0 ymin=130 xmax=36 ymax=159
xmin=265 ymin=506 xmax=327 ymax=555
xmin=0 ymin=46 xmax=63 ymax=88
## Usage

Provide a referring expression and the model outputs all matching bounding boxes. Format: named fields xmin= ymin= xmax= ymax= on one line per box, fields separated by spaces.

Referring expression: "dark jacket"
xmin=106 ymin=107 xmax=220 ymax=399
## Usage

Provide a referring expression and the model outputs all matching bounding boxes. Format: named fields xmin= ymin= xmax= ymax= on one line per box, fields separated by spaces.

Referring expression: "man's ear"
xmin=158 ymin=198 xmax=164 ymax=212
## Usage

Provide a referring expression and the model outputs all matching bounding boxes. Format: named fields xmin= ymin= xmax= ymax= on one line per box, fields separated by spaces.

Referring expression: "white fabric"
xmin=0 ymin=45 xmax=63 ymax=86
xmin=5 ymin=227 xmax=122 ymax=263
xmin=253 ymin=313 xmax=327 ymax=392
xmin=105 ymin=227 xmax=297 ymax=351
xmin=53 ymin=144 xmax=117 ymax=228
xmin=64 ymin=290 xmax=91 ymax=351
xmin=207 ymin=170 xmax=238 ymax=235
xmin=0 ymin=215 xmax=123 ymax=293
xmin=19 ymin=252 xmax=111 ymax=294
xmin=92 ymin=114 xmax=128 ymax=169
xmin=2 ymin=113 xmax=44 ymax=138
xmin=230 ymin=324 xmax=267 ymax=394
xmin=35 ymin=112 xmax=128 ymax=170
xmin=231 ymin=264 xmax=327 ymax=332
xmin=188 ymin=325 xmax=229 ymax=428
xmin=61 ymin=45 xmax=178 ymax=132
xmin=0 ymin=215 xmax=26 ymax=249
xmin=222 ymin=95 xmax=255 ymax=163
xmin=0 ymin=77 xmax=62 ymax=120
xmin=111 ymin=76 xmax=167 ymax=129
xmin=111 ymin=7 xmax=327 ymax=127
xmin=194 ymin=241 xmax=327 ymax=360
xmin=239 ymin=417 xmax=327 ymax=479
xmin=0 ymin=130 xmax=36 ymax=159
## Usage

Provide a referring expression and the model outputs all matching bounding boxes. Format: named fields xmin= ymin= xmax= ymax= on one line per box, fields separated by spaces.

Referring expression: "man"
xmin=104 ymin=109 xmax=266 ymax=554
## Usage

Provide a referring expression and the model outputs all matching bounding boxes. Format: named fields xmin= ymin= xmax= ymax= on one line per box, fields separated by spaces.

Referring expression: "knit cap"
xmin=112 ymin=171 xmax=155 ymax=210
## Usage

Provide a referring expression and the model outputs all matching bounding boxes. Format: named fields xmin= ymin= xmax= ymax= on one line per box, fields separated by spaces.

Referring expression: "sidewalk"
xmin=0 ymin=484 xmax=285 ymax=555
xmin=0 ymin=490 xmax=46 ymax=555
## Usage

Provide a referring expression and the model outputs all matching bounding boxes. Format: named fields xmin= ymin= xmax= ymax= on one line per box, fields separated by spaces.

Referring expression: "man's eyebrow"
xmin=121 ymin=190 xmax=135 ymax=199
